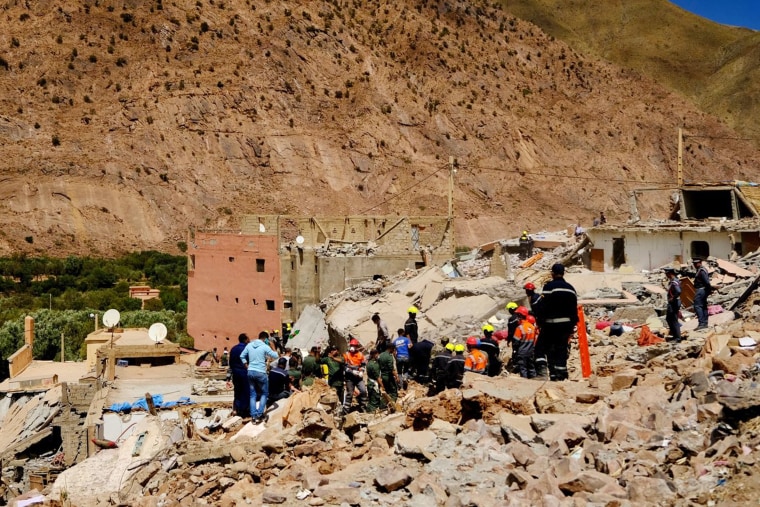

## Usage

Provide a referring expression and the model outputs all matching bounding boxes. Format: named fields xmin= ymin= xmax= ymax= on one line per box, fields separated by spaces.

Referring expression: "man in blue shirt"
xmin=227 ymin=333 xmax=250 ymax=417
xmin=393 ymin=328 xmax=412 ymax=388
xmin=241 ymin=331 xmax=279 ymax=423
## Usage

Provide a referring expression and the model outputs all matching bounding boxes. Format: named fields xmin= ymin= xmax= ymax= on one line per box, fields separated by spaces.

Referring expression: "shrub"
xmin=52 ymin=135 xmax=60 ymax=146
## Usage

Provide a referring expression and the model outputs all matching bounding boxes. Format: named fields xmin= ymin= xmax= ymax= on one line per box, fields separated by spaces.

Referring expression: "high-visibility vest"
xmin=465 ymin=349 xmax=488 ymax=373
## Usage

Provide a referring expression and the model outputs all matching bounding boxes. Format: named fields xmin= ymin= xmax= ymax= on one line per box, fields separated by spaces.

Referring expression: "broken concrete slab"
xmin=290 ymin=305 xmax=329 ymax=352
xmin=374 ymin=468 xmax=412 ymax=492
xmin=498 ymin=412 xmax=538 ymax=444
xmin=424 ymin=294 xmax=500 ymax=328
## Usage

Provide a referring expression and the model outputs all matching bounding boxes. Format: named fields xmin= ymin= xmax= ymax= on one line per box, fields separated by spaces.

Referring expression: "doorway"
xmin=612 ymin=237 xmax=625 ymax=268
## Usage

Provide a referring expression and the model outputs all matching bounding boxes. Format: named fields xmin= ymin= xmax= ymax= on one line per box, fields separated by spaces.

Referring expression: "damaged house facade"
xmin=188 ymin=215 xmax=454 ymax=351
xmin=587 ymin=182 xmax=760 ymax=271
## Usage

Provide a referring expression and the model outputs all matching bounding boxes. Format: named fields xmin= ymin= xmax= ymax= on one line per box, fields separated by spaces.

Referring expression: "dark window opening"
xmin=283 ymin=300 xmax=292 ymax=309
xmin=215 ymin=295 xmax=219 ymax=302
xmin=228 ymin=256 xmax=235 ymax=262
xmin=252 ymin=299 xmax=258 ymax=305
xmin=314 ymin=262 xmax=318 ymax=274
xmin=266 ymin=300 xmax=275 ymax=311
xmin=682 ymin=189 xmax=735 ymax=219
xmin=256 ymin=259 xmax=265 ymax=272
xmin=691 ymin=241 xmax=710 ymax=260
xmin=414 ymin=261 xmax=425 ymax=269
xmin=291 ymin=260 xmax=295 ymax=271
xmin=235 ymin=297 xmax=239 ymax=304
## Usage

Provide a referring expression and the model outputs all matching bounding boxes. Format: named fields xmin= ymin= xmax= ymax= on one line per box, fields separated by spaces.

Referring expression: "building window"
xmin=256 ymin=259 xmax=265 ymax=272
xmin=215 ymin=295 xmax=219 ymax=302
xmin=252 ymin=299 xmax=258 ymax=305
xmin=229 ymin=256 xmax=235 ymax=262
xmin=691 ymin=241 xmax=710 ymax=260
xmin=291 ymin=260 xmax=295 ymax=271
xmin=284 ymin=300 xmax=293 ymax=309
xmin=266 ymin=300 xmax=275 ymax=311
xmin=235 ymin=297 xmax=239 ymax=304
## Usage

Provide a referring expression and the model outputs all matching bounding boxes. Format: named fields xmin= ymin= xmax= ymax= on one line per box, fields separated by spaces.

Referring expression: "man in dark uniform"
xmin=430 ymin=341 xmax=453 ymax=393
xmin=411 ymin=334 xmax=434 ymax=382
xmin=535 ymin=263 xmax=578 ymax=381
xmin=445 ymin=344 xmax=466 ymax=389
xmin=692 ymin=258 xmax=712 ymax=330
xmin=479 ymin=324 xmax=501 ymax=377
xmin=227 ymin=333 xmax=250 ymax=417
xmin=404 ymin=306 xmax=419 ymax=344
xmin=664 ymin=267 xmax=682 ymax=342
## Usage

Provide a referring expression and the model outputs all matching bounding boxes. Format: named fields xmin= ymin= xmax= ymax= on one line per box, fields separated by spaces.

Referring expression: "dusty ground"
xmin=1 ymin=0 xmax=759 ymax=256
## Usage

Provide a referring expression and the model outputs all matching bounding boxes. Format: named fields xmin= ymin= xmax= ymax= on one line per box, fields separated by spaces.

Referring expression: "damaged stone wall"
xmin=55 ymin=382 xmax=101 ymax=467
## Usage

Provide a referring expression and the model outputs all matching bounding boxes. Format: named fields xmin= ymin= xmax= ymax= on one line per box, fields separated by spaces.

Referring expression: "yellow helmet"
xmin=482 ymin=324 xmax=495 ymax=333
xmin=445 ymin=343 xmax=455 ymax=352
xmin=407 ymin=306 xmax=419 ymax=314
xmin=522 ymin=230 xmax=528 ymax=235
xmin=506 ymin=302 xmax=518 ymax=311
xmin=454 ymin=344 xmax=465 ymax=353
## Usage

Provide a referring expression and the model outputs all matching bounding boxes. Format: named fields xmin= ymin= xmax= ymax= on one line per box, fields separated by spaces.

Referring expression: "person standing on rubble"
xmin=241 ymin=331 xmax=280 ymax=423
xmin=446 ymin=344 xmax=467 ymax=388
xmin=343 ymin=339 xmax=368 ymax=412
xmin=268 ymin=357 xmax=295 ymax=406
xmin=464 ymin=336 xmax=488 ymax=374
xmin=301 ymin=347 xmax=320 ymax=387
xmin=524 ymin=283 xmax=544 ymax=323
xmin=227 ymin=333 xmax=250 ymax=418
xmin=393 ymin=328 xmax=413 ymax=388
xmin=404 ymin=306 xmax=420 ymax=344
xmin=512 ymin=307 xmax=537 ymax=378
xmin=411 ymin=334 xmax=434 ymax=382
xmin=372 ymin=313 xmax=390 ymax=352
xmin=692 ymin=257 xmax=712 ymax=331
xmin=535 ymin=263 xmax=578 ymax=381
xmin=321 ymin=346 xmax=346 ymax=404
xmin=431 ymin=340 xmax=454 ymax=393
xmin=519 ymin=230 xmax=534 ymax=259
xmin=505 ymin=302 xmax=520 ymax=343
xmin=366 ymin=349 xmax=384 ymax=412
xmin=378 ymin=342 xmax=400 ymax=401
xmin=479 ymin=324 xmax=501 ymax=377
xmin=663 ymin=267 xmax=682 ymax=342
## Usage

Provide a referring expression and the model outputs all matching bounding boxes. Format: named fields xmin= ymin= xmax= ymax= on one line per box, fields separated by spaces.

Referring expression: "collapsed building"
xmin=187 ymin=215 xmax=454 ymax=352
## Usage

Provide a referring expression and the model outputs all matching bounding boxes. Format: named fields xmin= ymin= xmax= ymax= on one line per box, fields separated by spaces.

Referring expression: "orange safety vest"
xmin=344 ymin=351 xmax=365 ymax=367
xmin=514 ymin=322 xmax=537 ymax=344
xmin=465 ymin=349 xmax=488 ymax=373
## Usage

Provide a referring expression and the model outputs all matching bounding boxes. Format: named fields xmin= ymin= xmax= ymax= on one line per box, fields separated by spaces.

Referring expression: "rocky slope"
xmin=1 ymin=0 xmax=759 ymax=255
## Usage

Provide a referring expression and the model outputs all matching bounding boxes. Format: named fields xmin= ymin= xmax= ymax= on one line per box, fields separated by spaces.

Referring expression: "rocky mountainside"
xmin=502 ymin=0 xmax=760 ymax=145
xmin=1 ymin=0 xmax=759 ymax=256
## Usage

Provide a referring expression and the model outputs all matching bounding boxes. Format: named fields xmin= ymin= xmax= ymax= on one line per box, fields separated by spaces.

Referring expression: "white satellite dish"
xmin=148 ymin=322 xmax=168 ymax=343
xmin=259 ymin=223 xmax=266 ymax=233
xmin=296 ymin=235 xmax=304 ymax=245
xmin=102 ymin=309 xmax=121 ymax=328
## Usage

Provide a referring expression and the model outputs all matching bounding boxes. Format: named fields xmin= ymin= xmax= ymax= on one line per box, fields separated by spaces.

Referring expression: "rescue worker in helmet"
xmin=479 ymin=324 xmax=501 ymax=377
xmin=404 ymin=306 xmax=419 ymax=344
xmin=445 ymin=344 xmax=466 ymax=389
xmin=519 ymin=230 xmax=534 ymax=259
xmin=430 ymin=339 xmax=454 ymax=394
xmin=464 ymin=336 xmax=488 ymax=374
xmin=343 ymin=338 xmax=368 ymax=412
xmin=512 ymin=306 xmax=537 ymax=378
xmin=505 ymin=302 xmax=520 ymax=344
xmin=524 ymin=282 xmax=544 ymax=324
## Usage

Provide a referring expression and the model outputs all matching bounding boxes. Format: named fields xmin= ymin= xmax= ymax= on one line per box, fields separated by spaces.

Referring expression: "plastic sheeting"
xmin=107 ymin=395 xmax=193 ymax=413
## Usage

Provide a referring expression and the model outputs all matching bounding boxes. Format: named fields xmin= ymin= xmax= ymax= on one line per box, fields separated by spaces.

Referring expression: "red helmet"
xmin=524 ymin=282 xmax=536 ymax=291
xmin=515 ymin=306 xmax=530 ymax=318
xmin=466 ymin=336 xmax=479 ymax=346
xmin=526 ymin=315 xmax=536 ymax=324
xmin=349 ymin=339 xmax=360 ymax=347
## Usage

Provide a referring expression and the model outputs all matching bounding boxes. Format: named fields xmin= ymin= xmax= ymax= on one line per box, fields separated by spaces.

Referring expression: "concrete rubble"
xmin=7 ymin=232 xmax=760 ymax=506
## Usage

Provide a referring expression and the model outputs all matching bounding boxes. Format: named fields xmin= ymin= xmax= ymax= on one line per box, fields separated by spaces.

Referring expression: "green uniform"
xmin=321 ymin=356 xmax=345 ymax=401
xmin=301 ymin=355 xmax=318 ymax=387
xmin=288 ymin=368 xmax=302 ymax=389
xmin=377 ymin=351 xmax=398 ymax=401
xmin=366 ymin=359 xmax=383 ymax=412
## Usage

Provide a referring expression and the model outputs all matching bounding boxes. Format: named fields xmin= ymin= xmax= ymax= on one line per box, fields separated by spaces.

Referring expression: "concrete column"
xmin=24 ymin=315 xmax=34 ymax=347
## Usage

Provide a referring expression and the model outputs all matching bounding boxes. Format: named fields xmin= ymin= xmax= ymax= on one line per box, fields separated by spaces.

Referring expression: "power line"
xmin=462 ymin=165 xmax=676 ymax=185
xmin=356 ymin=164 xmax=450 ymax=214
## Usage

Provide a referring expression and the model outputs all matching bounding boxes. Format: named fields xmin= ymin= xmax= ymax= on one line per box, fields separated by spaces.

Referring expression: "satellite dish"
xmin=259 ymin=223 xmax=266 ymax=233
xmin=148 ymin=323 xmax=168 ymax=343
xmin=102 ymin=309 xmax=121 ymax=328
xmin=296 ymin=235 xmax=305 ymax=245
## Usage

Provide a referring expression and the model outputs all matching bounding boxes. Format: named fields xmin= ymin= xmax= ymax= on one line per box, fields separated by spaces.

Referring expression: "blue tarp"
xmin=107 ymin=395 xmax=193 ymax=413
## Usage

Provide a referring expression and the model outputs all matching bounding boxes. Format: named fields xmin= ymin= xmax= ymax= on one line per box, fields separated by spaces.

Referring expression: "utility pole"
xmin=677 ymin=128 xmax=684 ymax=186
xmin=448 ymin=156 xmax=456 ymax=221
xmin=61 ymin=332 xmax=65 ymax=362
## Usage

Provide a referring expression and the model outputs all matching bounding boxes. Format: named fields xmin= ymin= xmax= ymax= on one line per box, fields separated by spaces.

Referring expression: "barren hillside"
xmin=1 ymin=0 xmax=759 ymax=255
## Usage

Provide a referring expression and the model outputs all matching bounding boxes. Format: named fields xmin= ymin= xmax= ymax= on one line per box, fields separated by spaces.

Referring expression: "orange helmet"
xmin=527 ymin=315 xmax=536 ymax=324
xmin=466 ymin=336 xmax=479 ymax=346
xmin=524 ymin=282 xmax=536 ymax=291
xmin=515 ymin=306 xmax=530 ymax=318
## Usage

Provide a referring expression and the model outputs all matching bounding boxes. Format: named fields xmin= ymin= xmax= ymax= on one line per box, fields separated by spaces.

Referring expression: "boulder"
xmin=395 ymin=429 xmax=437 ymax=458
xmin=499 ymin=412 xmax=538 ymax=444
xmin=626 ymin=477 xmax=676 ymax=503
xmin=374 ymin=468 xmax=412 ymax=492
xmin=558 ymin=470 xmax=622 ymax=495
